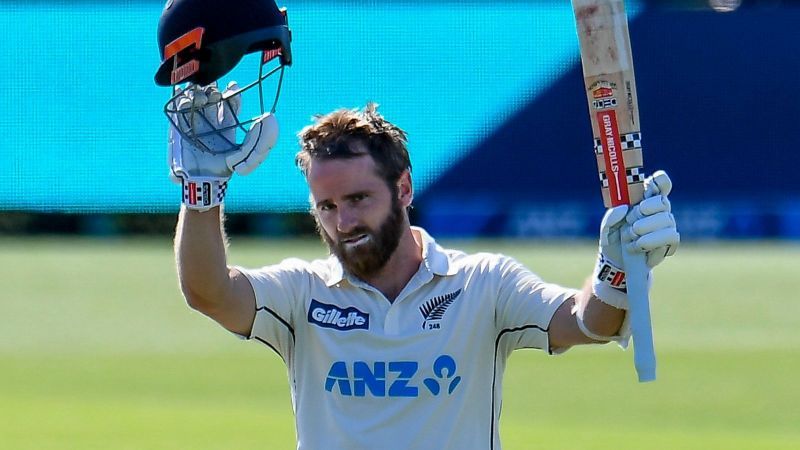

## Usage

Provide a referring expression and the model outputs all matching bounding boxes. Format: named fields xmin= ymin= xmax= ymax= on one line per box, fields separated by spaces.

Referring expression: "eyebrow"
xmin=314 ymin=190 xmax=371 ymax=209
xmin=343 ymin=191 xmax=369 ymax=200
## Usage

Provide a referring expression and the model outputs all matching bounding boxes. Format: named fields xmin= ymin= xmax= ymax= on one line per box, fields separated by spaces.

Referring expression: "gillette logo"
xmin=308 ymin=299 xmax=369 ymax=331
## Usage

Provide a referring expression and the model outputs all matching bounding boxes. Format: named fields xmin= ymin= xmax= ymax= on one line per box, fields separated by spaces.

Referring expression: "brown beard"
xmin=318 ymin=196 xmax=405 ymax=281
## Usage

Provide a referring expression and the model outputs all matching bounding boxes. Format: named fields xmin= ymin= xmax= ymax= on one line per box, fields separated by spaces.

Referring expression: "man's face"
xmin=307 ymin=153 xmax=406 ymax=280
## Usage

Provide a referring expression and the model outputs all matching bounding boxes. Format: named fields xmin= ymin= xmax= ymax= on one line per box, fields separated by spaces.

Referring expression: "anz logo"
xmin=325 ymin=355 xmax=462 ymax=398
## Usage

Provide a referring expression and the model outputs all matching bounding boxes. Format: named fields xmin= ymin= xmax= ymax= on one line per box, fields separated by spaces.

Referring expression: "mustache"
xmin=337 ymin=227 xmax=372 ymax=242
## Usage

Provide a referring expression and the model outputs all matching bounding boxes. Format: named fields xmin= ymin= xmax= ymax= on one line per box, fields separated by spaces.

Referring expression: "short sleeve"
xmin=234 ymin=258 xmax=311 ymax=362
xmin=494 ymin=256 xmax=577 ymax=356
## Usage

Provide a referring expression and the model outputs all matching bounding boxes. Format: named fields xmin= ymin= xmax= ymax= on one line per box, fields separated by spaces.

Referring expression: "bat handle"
xmin=621 ymin=248 xmax=656 ymax=382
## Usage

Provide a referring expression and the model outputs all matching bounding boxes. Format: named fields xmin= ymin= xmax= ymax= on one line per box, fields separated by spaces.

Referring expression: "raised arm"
xmin=175 ymin=207 xmax=255 ymax=335
xmin=166 ymin=82 xmax=279 ymax=336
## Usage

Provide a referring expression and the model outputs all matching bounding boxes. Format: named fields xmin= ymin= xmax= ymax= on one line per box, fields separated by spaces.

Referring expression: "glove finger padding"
xmin=599 ymin=204 xmax=627 ymax=271
xmin=214 ymin=81 xmax=242 ymax=150
xmin=627 ymin=195 xmax=670 ymax=222
xmin=622 ymin=212 xmax=680 ymax=268
xmin=628 ymin=221 xmax=679 ymax=250
xmin=167 ymin=123 xmax=185 ymax=184
xmin=227 ymin=113 xmax=279 ymax=175
xmin=644 ymin=170 xmax=672 ymax=198
xmin=175 ymin=88 xmax=207 ymax=135
xmin=593 ymin=205 xmax=630 ymax=308
xmin=600 ymin=205 xmax=628 ymax=248
xmin=203 ymin=83 xmax=222 ymax=104
xmin=640 ymin=228 xmax=680 ymax=267
xmin=222 ymin=81 xmax=242 ymax=119
xmin=200 ymin=83 xmax=222 ymax=126
xmin=175 ymin=94 xmax=195 ymax=127
xmin=630 ymin=211 xmax=675 ymax=237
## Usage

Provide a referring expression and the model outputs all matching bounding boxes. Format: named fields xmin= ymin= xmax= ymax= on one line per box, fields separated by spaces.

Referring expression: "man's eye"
xmin=318 ymin=204 xmax=335 ymax=212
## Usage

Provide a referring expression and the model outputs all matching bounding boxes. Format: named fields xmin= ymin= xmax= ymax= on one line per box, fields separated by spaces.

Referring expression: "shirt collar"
xmin=414 ymin=226 xmax=456 ymax=277
xmin=324 ymin=226 xmax=455 ymax=287
xmin=326 ymin=254 xmax=345 ymax=287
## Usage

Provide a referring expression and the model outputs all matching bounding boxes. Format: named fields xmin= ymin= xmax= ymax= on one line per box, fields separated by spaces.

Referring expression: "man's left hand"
xmin=593 ymin=170 xmax=679 ymax=308
xmin=622 ymin=170 xmax=679 ymax=268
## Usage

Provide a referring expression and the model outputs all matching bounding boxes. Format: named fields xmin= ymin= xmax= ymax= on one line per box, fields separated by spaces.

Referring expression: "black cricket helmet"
xmin=156 ymin=0 xmax=292 ymax=155
xmin=155 ymin=0 xmax=291 ymax=87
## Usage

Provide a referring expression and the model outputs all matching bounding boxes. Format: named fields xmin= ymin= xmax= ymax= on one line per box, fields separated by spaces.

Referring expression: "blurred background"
xmin=2 ymin=0 xmax=798 ymax=239
xmin=2 ymin=0 xmax=799 ymax=449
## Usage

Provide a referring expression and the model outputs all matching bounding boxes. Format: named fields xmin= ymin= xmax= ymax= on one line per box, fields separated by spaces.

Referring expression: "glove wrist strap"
xmin=591 ymin=254 xmax=629 ymax=310
xmin=181 ymin=176 xmax=228 ymax=212
xmin=591 ymin=253 xmax=654 ymax=310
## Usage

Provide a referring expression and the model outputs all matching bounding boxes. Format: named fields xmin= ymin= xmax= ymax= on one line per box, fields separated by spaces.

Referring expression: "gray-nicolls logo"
xmin=419 ymin=289 xmax=462 ymax=330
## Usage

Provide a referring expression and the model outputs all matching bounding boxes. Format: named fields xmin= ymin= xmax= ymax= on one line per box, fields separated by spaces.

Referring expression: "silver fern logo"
xmin=419 ymin=289 xmax=462 ymax=330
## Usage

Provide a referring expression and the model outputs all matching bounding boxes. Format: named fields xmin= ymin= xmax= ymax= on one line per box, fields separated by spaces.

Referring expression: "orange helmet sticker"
xmin=165 ymin=27 xmax=205 ymax=85
xmin=164 ymin=26 xmax=204 ymax=59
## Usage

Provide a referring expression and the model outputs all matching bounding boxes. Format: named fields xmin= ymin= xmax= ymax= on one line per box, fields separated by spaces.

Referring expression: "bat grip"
xmin=621 ymin=247 xmax=656 ymax=382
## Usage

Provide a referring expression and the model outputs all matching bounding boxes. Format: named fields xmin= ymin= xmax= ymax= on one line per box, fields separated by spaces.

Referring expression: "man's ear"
xmin=397 ymin=170 xmax=413 ymax=208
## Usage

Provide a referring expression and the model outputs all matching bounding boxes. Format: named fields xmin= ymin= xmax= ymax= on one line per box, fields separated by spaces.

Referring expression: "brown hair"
xmin=295 ymin=103 xmax=411 ymax=188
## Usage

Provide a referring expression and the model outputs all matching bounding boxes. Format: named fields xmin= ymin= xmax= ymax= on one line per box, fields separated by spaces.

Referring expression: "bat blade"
xmin=572 ymin=0 xmax=656 ymax=382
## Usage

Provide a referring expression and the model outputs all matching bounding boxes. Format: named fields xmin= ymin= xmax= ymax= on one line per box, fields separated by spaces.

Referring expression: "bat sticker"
xmin=593 ymin=97 xmax=618 ymax=110
xmin=599 ymin=166 xmax=645 ymax=187
xmin=594 ymin=132 xmax=641 ymax=154
xmin=589 ymin=80 xmax=617 ymax=99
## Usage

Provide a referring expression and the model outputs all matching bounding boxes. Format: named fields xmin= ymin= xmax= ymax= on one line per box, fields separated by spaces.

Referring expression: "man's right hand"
xmin=167 ymin=82 xmax=279 ymax=211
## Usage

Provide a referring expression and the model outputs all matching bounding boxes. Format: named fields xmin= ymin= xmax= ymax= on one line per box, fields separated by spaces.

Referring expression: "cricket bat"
xmin=571 ymin=0 xmax=656 ymax=382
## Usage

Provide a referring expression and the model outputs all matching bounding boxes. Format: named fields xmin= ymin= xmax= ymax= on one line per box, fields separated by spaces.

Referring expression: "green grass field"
xmin=2 ymin=236 xmax=798 ymax=449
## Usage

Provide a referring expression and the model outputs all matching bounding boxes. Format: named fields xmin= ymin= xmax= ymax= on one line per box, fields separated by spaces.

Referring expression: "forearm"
xmin=174 ymin=206 xmax=232 ymax=308
xmin=572 ymin=278 xmax=626 ymax=340
xmin=549 ymin=278 xmax=627 ymax=349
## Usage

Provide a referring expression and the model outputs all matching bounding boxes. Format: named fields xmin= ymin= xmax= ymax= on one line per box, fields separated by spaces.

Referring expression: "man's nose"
xmin=336 ymin=206 xmax=359 ymax=234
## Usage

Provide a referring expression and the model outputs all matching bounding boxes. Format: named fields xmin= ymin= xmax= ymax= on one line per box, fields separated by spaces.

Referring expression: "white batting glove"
xmin=592 ymin=170 xmax=680 ymax=309
xmin=623 ymin=170 xmax=680 ymax=267
xmin=167 ymin=82 xmax=278 ymax=211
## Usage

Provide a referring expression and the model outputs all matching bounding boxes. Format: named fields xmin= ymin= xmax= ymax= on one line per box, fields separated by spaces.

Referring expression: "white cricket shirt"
xmin=236 ymin=227 xmax=576 ymax=450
